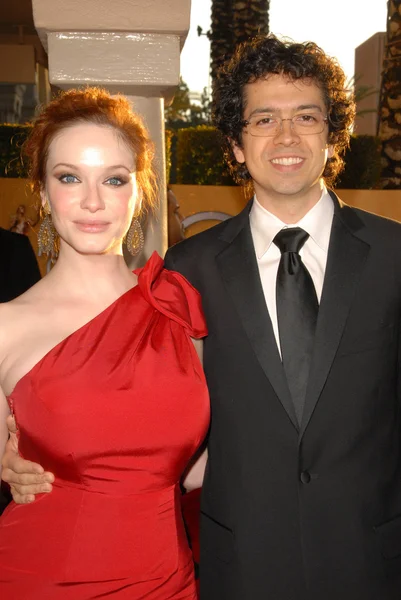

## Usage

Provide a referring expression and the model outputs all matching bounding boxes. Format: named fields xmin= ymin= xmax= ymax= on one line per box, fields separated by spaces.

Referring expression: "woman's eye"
xmin=106 ymin=177 xmax=125 ymax=186
xmin=59 ymin=174 xmax=79 ymax=184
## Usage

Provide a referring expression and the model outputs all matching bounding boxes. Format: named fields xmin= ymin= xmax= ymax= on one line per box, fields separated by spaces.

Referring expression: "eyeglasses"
xmin=242 ymin=112 xmax=328 ymax=137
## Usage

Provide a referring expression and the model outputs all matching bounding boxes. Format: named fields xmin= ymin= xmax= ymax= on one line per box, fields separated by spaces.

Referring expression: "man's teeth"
xmin=271 ymin=157 xmax=303 ymax=165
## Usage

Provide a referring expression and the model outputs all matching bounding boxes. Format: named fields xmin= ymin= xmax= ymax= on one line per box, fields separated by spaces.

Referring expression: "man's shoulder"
xmin=0 ymin=227 xmax=31 ymax=249
xmin=341 ymin=203 xmax=401 ymax=239
xmin=164 ymin=213 xmax=247 ymax=286
xmin=166 ymin=217 xmax=236 ymax=261
xmin=330 ymin=190 xmax=400 ymax=235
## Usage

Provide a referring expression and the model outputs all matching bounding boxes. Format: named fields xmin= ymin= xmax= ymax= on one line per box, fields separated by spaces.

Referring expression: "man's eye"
xmin=296 ymin=114 xmax=318 ymax=124
xmin=59 ymin=174 xmax=78 ymax=184
xmin=255 ymin=116 xmax=275 ymax=126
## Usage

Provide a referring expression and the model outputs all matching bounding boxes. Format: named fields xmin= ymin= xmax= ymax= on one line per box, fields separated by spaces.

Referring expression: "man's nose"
xmin=273 ymin=118 xmax=300 ymax=145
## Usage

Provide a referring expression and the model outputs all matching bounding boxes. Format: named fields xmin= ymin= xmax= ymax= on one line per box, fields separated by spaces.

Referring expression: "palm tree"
xmin=209 ymin=0 xmax=234 ymax=89
xmin=377 ymin=0 xmax=401 ymax=189
xmin=209 ymin=0 xmax=270 ymax=88
xmin=232 ymin=1 xmax=269 ymax=47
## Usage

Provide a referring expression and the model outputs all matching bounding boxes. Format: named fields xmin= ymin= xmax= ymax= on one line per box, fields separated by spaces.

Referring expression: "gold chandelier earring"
xmin=37 ymin=199 xmax=59 ymax=260
xmin=124 ymin=217 xmax=144 ymax=256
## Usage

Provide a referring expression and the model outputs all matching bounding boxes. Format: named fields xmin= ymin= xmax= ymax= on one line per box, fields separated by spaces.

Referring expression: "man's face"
xmin=233 ymin=74 xmax=333 ymax=210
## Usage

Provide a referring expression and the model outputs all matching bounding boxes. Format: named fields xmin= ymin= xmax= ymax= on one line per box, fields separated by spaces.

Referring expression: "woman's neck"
xmin=44 ymin=247 xmax=137 ymax=304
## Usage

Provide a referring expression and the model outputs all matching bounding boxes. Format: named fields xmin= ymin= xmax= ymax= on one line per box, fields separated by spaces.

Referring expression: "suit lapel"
xmin=300 ymin=193 xmax=371 ymax=439
xmin=216 ymin=204 xmax=298 ymax=430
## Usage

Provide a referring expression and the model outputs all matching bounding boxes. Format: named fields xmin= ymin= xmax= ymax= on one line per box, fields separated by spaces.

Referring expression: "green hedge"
xmin=175 ymin=126 xmax=381 ymax=189
xmin=0 ymin=124 xmax=174 ymax=184
xmin=0 ymin=124 xmax=381 ymax=191
xmin=336 ymin=135 xmax=381 ymax=190
xmin=0 ymin=124 xmax=31 ymax=178
xmin=176 ymin=126 xmax=235 ymax=185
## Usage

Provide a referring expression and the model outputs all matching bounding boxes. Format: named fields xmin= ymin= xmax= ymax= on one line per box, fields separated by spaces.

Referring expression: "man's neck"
xmin=254 ymin=183 xmax=325 ymax=224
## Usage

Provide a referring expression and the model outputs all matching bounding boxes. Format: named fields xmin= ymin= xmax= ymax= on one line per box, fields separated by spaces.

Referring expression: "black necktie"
xmin=273 ymin=227 xmax=319 ymax=425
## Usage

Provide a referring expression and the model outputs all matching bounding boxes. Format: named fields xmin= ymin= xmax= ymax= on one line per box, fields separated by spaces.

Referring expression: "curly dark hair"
xmin=213 ymin=35 xmax=355 ymax=193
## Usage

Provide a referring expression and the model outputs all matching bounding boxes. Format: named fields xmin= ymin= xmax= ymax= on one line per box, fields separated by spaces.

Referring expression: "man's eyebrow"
xmin=296 ymin=104 xmax=324 ymax=112
xmin=247 ymin=104 xmax=324 ymax=118
xmin=247 ymin=107 xmax=277 ymax=118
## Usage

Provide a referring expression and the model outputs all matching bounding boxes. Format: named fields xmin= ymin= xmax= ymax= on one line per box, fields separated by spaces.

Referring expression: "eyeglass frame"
xmin=241 ymin=112 xmax=329 ymax=137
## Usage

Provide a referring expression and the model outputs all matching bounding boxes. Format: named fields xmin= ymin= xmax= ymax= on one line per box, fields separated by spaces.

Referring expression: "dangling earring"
xmin=124 ymin=217 xmax=144 ymax=256
xmin=37 ymin=199 xmax=59 ymax=261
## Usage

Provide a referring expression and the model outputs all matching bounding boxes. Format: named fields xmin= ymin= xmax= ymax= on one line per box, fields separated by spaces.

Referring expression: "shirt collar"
xmin=250 ymin=186 xmax=334 ymax=259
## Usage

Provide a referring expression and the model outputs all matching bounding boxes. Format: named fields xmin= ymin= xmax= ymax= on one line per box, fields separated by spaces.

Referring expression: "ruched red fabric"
xmin=0 ymin=252 xmax=209 ymax=599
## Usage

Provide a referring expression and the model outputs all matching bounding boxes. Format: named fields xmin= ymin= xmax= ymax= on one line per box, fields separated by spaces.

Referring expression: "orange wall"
xmin=170 ymin=185 xmax=401 ymax=238
xmin=1 ymin=178 xmax=400 ymax=278
xmin=0 ymin=178 xmax=47 ymax=275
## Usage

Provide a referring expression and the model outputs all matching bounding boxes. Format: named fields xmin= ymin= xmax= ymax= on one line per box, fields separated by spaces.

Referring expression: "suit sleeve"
xmin=11 ymin=235 xmax=41 ymax=298
xmin=164 ymin=247 xmax=176 ymax=271
xmin=396 ymin=250 xmax=401 ymax=410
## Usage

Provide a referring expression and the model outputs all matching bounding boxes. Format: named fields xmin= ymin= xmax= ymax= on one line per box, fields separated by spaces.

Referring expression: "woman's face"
xmin=43 ymin=123 xmax=139 ymax=256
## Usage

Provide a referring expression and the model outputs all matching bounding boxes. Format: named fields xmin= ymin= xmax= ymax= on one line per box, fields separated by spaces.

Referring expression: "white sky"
xmin=180 ymin=0 xmax=388 ymax=94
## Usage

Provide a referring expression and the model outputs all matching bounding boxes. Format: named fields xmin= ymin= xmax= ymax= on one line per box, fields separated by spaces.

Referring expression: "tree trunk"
xmin=377 ymin=0 xmax=401 ymax=189
xmin=209 ymin=0 xmax=270 ymax=91
xmin=232 ymin=1 xmax=269 ymax=47
xmin=209 ymin=0 xmax=234 ymax=88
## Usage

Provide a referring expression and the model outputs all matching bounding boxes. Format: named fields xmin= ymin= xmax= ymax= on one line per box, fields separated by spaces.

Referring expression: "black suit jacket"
xmin=0 ymin=228 xmax=41 ymax=303
xmin=165 ymin=192 xmax=401 ymax=600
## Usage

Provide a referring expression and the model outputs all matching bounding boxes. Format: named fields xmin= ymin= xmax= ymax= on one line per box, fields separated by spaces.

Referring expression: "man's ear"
xmin=327 ymin=144 xmax=334 ymax=159
xmin=231 ymin=139 xmax=246 ymax=164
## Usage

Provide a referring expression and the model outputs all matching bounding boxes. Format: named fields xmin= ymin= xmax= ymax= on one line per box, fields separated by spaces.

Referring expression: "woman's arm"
xmin=0 ymin=303 xmax=54 ymax=503
xmin=0 ymin=386 xmax=10 ymax=482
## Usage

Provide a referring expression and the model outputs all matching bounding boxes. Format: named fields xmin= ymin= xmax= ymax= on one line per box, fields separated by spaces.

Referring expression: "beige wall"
xmin=354 ymin=32 xmax=385 ymax=136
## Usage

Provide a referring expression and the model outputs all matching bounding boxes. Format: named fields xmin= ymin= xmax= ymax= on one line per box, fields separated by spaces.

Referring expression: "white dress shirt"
xmin=249 ymin=188 xmax=334 ymax=354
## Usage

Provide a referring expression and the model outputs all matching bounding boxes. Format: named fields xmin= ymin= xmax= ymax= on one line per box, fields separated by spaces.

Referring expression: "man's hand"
xmin=2 ymin=415 xmax=54 ymax=504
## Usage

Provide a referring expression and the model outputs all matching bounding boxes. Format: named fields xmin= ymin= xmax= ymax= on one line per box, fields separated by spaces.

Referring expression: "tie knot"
xmin=273 ymin=227 xmax=309 ymax=254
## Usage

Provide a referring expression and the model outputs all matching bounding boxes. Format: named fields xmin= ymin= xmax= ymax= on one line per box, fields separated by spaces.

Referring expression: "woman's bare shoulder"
xmin=0 ymin=281 xmax=48 ymax=342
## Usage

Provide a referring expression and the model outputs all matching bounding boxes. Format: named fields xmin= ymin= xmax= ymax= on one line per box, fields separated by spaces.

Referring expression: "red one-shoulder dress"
xmin=0 ymin=253 xmax=209 ymax=599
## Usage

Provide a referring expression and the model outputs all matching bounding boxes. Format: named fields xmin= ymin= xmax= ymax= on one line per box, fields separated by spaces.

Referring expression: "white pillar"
xmin=126 ymin=95 xmax=168 ymax=267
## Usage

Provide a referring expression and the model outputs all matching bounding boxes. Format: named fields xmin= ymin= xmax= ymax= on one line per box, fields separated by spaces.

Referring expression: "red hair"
xmin=23 ymin=87 xmax=157 ymax=212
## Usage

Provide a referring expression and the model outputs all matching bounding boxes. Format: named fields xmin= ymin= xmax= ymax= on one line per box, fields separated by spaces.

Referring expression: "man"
xmin=3 ymin=36 xmax=401 ymax=600
xmin=0 ymin=227 xmax=41 ymax=303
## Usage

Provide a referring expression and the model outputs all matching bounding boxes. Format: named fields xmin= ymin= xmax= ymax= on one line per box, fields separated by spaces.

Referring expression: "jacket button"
xmin=300 ymin=471 xmax=311 ymax=484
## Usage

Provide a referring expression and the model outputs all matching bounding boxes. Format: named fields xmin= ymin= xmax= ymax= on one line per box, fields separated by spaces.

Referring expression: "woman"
xmin=0 ymin=88 xmax=209 ymax=599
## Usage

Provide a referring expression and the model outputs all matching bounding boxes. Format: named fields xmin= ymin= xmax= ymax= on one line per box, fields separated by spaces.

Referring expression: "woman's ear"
xmin=134 ymin=178 xmax=143 ymax=216
xmin=40 ymin=189 xmax=48 ymax=211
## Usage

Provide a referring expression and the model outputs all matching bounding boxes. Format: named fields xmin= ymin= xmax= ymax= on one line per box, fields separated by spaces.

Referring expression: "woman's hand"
xmin=182 ymin=447 xmax=208 ymax=492
xmin=2 ymin=415 xmax=54 ymax=504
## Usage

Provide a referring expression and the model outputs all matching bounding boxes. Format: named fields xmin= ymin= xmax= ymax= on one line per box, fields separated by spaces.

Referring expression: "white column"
xmin=125 ymin=95 xmax=168 ymax=267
